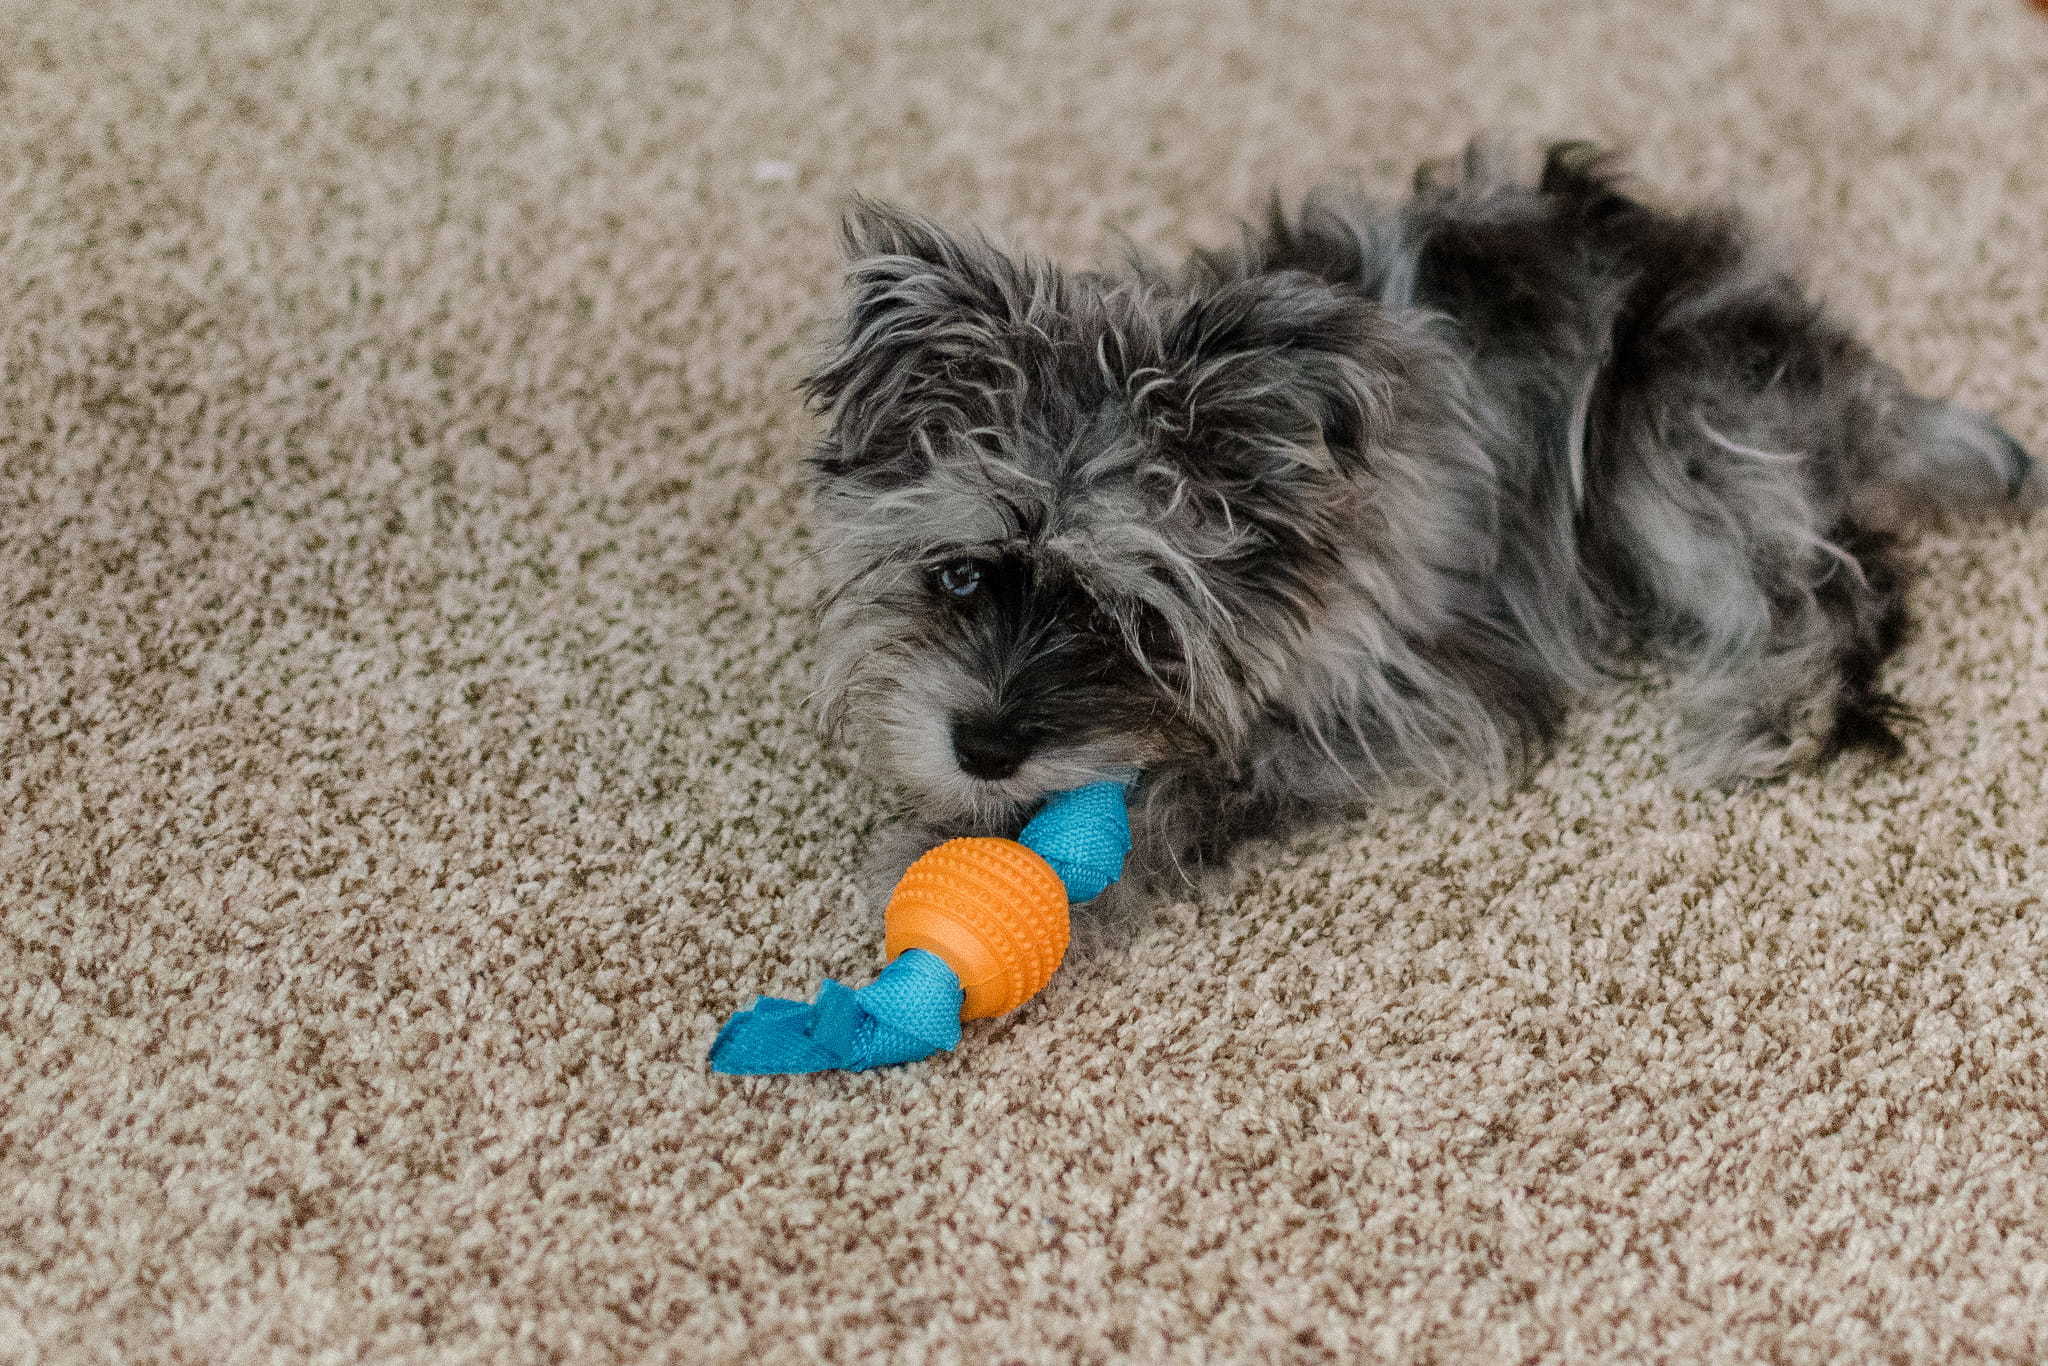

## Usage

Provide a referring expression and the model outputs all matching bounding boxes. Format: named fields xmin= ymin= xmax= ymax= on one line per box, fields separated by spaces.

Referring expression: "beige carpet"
xmin=5 ymin=1 xmax=2047 ymax=1361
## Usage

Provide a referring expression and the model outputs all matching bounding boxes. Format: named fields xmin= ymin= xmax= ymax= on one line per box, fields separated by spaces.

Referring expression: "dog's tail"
xmin=1852 ymin=392 xmax=2043 ymax=532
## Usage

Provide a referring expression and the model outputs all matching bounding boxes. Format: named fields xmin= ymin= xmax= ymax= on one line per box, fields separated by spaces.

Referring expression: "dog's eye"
xmin=932 ymin=558 xmax=988 ymax=600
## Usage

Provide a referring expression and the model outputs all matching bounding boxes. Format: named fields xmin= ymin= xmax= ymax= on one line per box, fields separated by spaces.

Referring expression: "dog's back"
xmin=1201 ymin=142 xmax=2039 ymax=783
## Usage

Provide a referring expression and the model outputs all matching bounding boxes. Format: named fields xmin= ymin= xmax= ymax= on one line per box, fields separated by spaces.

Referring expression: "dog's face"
xmin=802 ymin=201 xmax=1407 ymax=824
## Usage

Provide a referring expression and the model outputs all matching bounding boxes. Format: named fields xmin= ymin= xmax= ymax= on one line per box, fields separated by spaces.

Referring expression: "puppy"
xmin=800 ymin=143 xmax=2039 ymax=909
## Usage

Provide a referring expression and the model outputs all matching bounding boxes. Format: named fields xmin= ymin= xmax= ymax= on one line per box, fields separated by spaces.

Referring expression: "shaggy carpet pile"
xmin=4 ymin=1 xmax=2045 ymax=1360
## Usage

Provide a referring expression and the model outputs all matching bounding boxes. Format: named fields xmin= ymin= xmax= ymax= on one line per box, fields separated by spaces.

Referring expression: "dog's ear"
xmin=1157 ymin=270 xmax=1395 ymax=477
xmin=804 ymin=199 xmax=1045 ymax=484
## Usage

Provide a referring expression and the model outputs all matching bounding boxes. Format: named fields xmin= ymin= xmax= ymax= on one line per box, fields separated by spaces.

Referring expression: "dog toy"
xmin=708 ymin=779 xmax=1131 ymax=1075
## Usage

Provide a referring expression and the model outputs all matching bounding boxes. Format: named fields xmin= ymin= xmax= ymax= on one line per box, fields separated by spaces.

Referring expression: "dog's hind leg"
xmin=1580 ymin=182 xmax=2041 ymax=785
xmin=1596 ymin=422 xmax=1910 ymax=785
xmin=1588 ymin=312 xmax=1926 ymax=784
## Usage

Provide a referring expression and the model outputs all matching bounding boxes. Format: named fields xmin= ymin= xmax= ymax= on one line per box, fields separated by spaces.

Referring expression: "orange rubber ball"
xmin=883 ymin=837 xmax=1071 ymax=1020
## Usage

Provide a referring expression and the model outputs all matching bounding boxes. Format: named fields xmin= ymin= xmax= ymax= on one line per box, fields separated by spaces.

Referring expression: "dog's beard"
xmin=819 ymin=620 xmax=1170 ymax=827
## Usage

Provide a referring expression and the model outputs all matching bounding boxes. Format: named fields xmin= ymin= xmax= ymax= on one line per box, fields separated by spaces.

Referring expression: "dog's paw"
xmin=855 ymin=819 xmax=951 ymax=913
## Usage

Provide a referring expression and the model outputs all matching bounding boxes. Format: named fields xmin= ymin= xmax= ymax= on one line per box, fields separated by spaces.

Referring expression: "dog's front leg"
xmin=855 ymin=812 xmax=993 ymax=914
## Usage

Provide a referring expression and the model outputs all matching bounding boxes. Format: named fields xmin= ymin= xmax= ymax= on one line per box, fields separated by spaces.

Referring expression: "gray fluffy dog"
xmin=801 ymin=143 xmax=2040 ymax=909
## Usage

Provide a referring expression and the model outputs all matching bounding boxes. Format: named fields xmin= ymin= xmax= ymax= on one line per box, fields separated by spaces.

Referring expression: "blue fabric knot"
xmin=1018 ymin=779 xmax=1132 ymax=903
xmin=709 ymin=949 xmax=963 ymax=1074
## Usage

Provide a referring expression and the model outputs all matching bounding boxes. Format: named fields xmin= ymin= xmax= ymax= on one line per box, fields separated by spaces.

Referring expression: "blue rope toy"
xmin=710 ymin=780 xmax=1132 ymax=1075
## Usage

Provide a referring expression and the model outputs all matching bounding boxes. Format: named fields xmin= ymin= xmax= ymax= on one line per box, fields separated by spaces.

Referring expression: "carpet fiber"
xmin=5 ymin=1 xmax=2047 ymax=1361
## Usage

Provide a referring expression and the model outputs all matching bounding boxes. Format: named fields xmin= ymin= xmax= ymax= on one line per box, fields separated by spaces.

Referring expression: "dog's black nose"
xmin=951 ymin=715 xmax=1031 ymax=781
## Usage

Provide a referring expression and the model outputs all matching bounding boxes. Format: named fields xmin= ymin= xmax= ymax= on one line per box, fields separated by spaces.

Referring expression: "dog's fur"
xmin=801 ymin=143 xmax=2040 ymax=908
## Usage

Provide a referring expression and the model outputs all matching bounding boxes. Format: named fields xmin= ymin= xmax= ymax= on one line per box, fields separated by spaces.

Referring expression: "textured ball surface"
xmin=883 ymin=837 xmax=1071 ymax=1020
